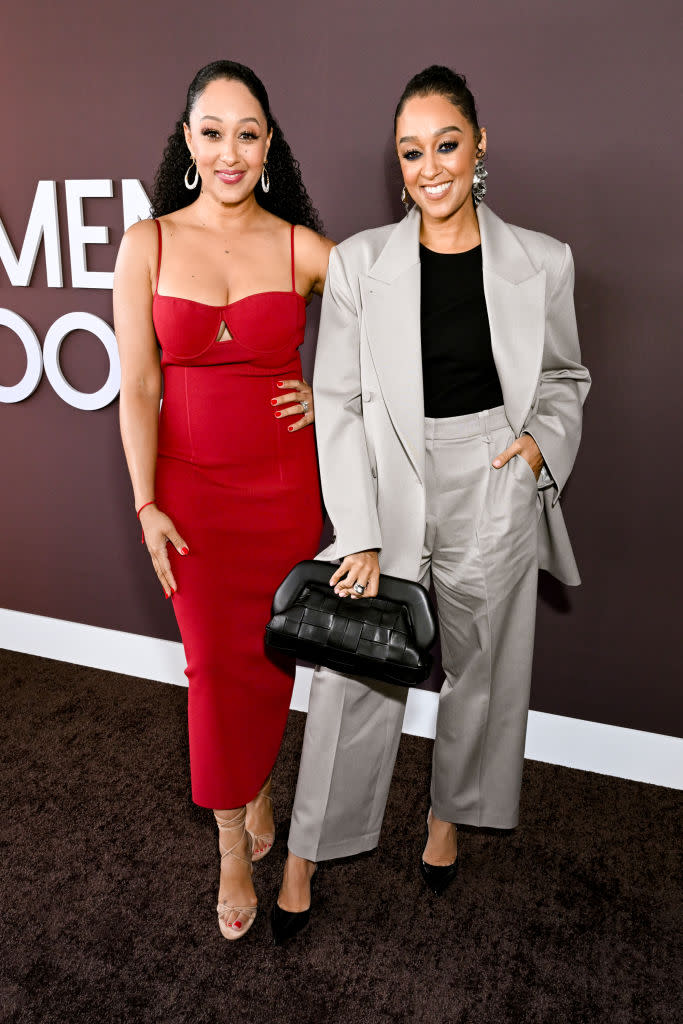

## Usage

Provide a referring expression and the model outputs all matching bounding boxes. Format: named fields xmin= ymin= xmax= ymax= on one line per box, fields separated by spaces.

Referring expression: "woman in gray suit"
xmin=272 ymin=65 xmax=590 ymax=943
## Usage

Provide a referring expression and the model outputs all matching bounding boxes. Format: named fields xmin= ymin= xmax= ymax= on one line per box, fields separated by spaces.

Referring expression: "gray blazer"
xmin=313 ymin=203 xmax=591 ymax=586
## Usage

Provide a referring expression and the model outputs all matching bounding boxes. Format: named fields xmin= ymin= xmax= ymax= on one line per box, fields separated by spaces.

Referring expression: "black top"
xmin=420 ymin=243 xmax=504 ymax=418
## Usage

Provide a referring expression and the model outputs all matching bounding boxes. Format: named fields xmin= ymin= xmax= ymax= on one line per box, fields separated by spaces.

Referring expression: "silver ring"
xmin=353 ymin=582 xmax=366 ymax=595
xmin=301 ymin=399 xmax=309 ymax=414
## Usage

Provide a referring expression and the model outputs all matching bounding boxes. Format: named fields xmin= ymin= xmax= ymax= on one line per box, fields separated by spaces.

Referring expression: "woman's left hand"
xmin=492 ymin=434 xmax=544 ymax=480
xmin=272 ymin=378 xmax=314 ymax=432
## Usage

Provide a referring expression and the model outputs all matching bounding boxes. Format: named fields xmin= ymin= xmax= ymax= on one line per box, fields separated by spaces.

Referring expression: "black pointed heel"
xmin=420 ymin=811 xmax=458 ymax=896
xmin=271 ymin=869 xmax=317 ymax=946
xmin=420 ymin=856 xmax=459 ymax=896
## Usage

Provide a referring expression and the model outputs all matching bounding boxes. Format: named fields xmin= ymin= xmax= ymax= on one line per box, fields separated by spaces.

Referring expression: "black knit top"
xmin=420 ymin=243 xmax=504 ymax=417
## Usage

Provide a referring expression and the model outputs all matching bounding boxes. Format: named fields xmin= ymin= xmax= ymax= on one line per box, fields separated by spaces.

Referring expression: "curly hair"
xmin=394 ymin=65 xmax=482 ymax=144
xmin=150 ymin=60 xmax=323 ymax=232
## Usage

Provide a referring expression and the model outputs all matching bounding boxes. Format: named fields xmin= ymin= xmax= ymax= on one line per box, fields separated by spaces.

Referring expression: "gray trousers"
xmin=288 ymin=406 xmax=540 ymax=861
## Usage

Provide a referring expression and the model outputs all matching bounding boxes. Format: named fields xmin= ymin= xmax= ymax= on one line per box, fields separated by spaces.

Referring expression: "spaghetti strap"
xmin=154 ymin=219 xmax=162 ymax=294
xmin=290 ymin=224 xmax=296 ymax=292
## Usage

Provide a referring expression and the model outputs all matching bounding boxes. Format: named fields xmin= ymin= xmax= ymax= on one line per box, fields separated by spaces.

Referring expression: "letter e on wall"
xmin=65 ymin=180 xmax=114 ymax=289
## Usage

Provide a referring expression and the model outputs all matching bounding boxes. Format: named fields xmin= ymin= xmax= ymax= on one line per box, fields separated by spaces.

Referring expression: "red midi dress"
xmin=151 ymin=220 xmax=323 ymax=808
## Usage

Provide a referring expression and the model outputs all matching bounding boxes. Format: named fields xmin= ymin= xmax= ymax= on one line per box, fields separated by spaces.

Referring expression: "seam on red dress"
xmin=184 ymin=368 xmax=195 ymax=464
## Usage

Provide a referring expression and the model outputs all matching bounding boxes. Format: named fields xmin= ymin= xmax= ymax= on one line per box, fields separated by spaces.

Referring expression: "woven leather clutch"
xmin=265 ymin=560 xmax=437 ymax=687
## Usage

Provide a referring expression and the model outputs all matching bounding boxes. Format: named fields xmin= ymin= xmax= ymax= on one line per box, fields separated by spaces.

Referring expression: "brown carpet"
xmin=0 ymin=649 xmax=680 ymax=1024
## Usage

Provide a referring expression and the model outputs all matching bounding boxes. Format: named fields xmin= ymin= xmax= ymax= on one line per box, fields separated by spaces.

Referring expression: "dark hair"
xmin=151 ymin=60 xmax=323 ymax=231
xmin=394 ymin=64 xmax=481 ymax=143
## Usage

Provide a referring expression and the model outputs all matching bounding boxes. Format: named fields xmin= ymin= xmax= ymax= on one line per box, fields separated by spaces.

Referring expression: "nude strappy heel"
xmin=214 ymin=808 xmax=258 ymax=940
xmin=246 ymin=778 xmax=275 ymax=863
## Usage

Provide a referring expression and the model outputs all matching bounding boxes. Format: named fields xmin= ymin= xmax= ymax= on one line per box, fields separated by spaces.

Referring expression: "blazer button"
xmin=362 ymin=390 xmax=374 ymax=403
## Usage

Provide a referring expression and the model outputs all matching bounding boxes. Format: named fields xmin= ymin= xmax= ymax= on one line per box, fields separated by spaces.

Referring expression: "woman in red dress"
xmin=114 ymin=60 xmax=331 ymax=941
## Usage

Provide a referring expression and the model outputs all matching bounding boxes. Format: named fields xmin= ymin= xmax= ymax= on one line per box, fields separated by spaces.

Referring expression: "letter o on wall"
xmin=0 ymin=309 xmax=44 ymax=403
xmin=43 ymin=312 xmax=121 ymax=410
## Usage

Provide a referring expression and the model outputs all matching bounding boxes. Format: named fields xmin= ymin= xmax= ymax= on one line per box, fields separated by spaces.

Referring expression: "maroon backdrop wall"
xmin=1 ymin=0 xmax=681 ymax=737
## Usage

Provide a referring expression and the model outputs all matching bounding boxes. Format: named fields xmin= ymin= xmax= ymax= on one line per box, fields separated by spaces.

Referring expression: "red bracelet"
xmin=136 ymin=500 xmax=156 ymax=519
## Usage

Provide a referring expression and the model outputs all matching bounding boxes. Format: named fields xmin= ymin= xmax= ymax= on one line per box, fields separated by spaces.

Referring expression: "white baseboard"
xmin=1 ymin=607 xmax=681 ymax=790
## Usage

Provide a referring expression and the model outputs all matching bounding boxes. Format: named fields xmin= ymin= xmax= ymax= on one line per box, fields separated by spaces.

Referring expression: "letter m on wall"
xmin=0 ymin=180 xmax=62 ymax=287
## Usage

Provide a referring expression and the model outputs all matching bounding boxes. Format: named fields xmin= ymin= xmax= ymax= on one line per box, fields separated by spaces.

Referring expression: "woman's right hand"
xmin=139 ymin=504 xmax=189 ymax=598
xmin=330 ymin=551 xmax=380 ymax=599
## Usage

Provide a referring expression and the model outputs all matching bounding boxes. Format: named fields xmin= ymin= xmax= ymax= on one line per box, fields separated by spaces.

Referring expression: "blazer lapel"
xmin=360 ymin=207 xmax=425 ymax=483
xmin=478 ymin=204 xmax=546 ymax=435
xmin=357 ymin=204 xmax=546 ymax=479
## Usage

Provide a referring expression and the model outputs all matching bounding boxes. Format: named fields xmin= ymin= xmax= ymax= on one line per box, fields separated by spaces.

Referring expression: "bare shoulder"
xmin=293 ymin=223 xmax=335 ymax=260
xmin=293 ymin=225 xmax=335 ymax=294
xmin=123 ymin=216 xmax=158 ymax=244
xmin=113 ymin=220 xmax=158 ymax=314
xmin=117 ymin=217 xmax=158 ymax=270
xmin=156 ymin=208 xmax=195 ymax=235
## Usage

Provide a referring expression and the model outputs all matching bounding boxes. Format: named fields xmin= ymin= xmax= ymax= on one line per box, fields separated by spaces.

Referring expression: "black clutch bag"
xmin=265 ymin=560 xmax=437 ymax=687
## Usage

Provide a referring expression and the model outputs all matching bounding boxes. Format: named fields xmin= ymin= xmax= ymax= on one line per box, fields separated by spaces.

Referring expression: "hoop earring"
xmin=184 ymin=157 xmax=199 ymax=190
xmin=401 ymin=185 xmax=411 ymax=214
xmin=260 ymin=163 xmax=270 ymax=194
xmin=472 ymin=154 xmax=488 ymax=206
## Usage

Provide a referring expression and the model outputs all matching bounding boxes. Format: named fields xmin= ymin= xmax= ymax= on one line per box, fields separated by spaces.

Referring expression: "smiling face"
xmin=183 ymin=77 xmax=272 ymax=207
xmin=396 ymin=92 xmax=486 ymax=221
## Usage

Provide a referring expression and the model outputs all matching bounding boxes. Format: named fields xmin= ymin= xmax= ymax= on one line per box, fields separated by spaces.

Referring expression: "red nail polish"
xmin=276 ymin=381 xmax=283 ymax=387
xmin=270 ymin=398 xmax=277 ymax=406
xmin=287 ymin=425 xmax=293 ymax=432
xmin=164 ymin=592 xmax=170 ymax=599
xmin=181 ymin=547 xmax=189 ymax=555
xmin=233 ymin=920 xmax=242 ymax=929
xmin=275 ymin=411 xmax=281 ymax=417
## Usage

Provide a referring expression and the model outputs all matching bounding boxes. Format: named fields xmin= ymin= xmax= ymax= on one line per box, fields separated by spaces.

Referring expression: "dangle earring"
xmin=472 ymin=150 xmax=488 ymax=206
xmin=401 ymin=185 xmax=411 ymax=214
xmin=260 ymin=163 xmax=270 ymax=194
xmin=184 ymin=157 xmax=199 ymax=190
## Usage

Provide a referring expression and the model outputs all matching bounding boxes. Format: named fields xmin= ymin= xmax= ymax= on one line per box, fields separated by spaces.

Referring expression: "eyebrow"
xmin=200 ymin=115 xmax=262 ymax=126
xmin=398 ymin=125 xmax=463 ymax=144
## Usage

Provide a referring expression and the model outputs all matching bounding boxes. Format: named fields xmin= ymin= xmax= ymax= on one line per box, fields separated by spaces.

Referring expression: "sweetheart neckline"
xmin=154 ymin=289 xmax=306 ymax=311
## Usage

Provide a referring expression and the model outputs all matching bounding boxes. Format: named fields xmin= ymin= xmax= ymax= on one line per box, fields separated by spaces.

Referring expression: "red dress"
xmin=152 ymin=220 xmax=322 ymax=808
